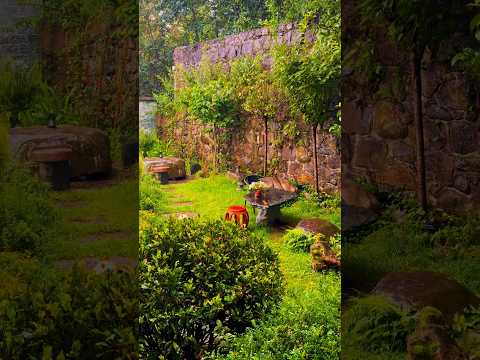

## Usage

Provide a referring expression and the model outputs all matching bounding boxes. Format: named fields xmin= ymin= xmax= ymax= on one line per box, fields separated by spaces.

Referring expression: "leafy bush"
xmin=0 ymin=164 xmax=58 ymax=254
xmin=283 ymin=229 xmax=315 ymax=253
xmin=139 ymin=218 xmax=284 ymax=358
xmin=139 ymin=173 xmax=168 ymax=213
xmin=342 ymin=296 xmax=415 ymax=353
xmin=209 ymin=272 xmax=341 ymax=360
xmin=0 ymin=62 xmax=79 ymax=127
xmin=139 ymin=131 xmax=173 ymax=158
xmin=0 ymin=253 xmax=138 ymax=359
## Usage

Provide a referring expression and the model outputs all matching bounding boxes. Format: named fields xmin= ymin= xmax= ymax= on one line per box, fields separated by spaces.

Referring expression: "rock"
xmin=296 ymin=218 xmax=339 ymax=239
xmin=261 ymin=176 xmax=297 ymax=193
xmin=10 ymin=125 xmax=111 ymax=178
xmin=342 ymin=205 xmax=379 ymax=232
xmin=144 ymin=157 xmax=186 ymax=179
xmin=310 ymin=240 xmax=340 ymax=271
xmin=373 ymin=271 xmax=480 ymax=320
xmin=407 ymin=307 xmax=467 ymax=360
xmin=373 ymin=101 xmax=408 ymax=140
xmin=190 ymin=163 xmax=201 ymax=175
xmin=342 ymin=178 xmax=379 ymax=210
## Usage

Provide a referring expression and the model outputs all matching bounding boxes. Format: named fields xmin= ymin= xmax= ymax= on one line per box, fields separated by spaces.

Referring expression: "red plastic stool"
xmin=224 ymin=205 xmax=249 ymax=228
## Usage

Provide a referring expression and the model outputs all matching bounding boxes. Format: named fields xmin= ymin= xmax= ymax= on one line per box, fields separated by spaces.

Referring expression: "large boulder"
xmin=10 ymin=125 xmax=111 ymax=178
xmin=296 ymin=218 xmax=340 ymax=239
xmin=261 ymin=176 xmax=297 ymax=193
xmin=342 ymin=178 xmax=380 ymax=231
xmin=373 ymin=271 xmax=480 ymax=320
xmin=143 ymin=157 xmax=186 ymax=179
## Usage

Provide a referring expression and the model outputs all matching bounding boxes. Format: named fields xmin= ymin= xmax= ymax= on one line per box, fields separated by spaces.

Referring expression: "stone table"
xmin=245 ymin=189 xmax=297 ymax=225
xmin=143 ymin=157 xmax=186 ymax=180
xmin=10 ymin=125 xmax=111 ymax=178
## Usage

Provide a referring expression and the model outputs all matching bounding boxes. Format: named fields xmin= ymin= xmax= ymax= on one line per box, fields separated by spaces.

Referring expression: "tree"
xmin=274 ymin=0 xmax=340 ymax=193
xmin=179 ymin=63 xmax=238 ymax=171
xmin=360 ymin=0 xmax=467 ymax=210
xmin=242 ymin=68 xmax=284 ymax=176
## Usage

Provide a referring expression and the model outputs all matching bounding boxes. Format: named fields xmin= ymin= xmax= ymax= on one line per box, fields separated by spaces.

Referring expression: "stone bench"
xmin=30 ymin=147 xmax=73 ymax=190
xmin=143 ymin=157 xmax=186 ymax=180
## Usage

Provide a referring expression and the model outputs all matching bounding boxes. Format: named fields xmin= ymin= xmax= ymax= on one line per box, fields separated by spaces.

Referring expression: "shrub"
xmin=139 ymin=172 xmax=168 ymax=213
xmin=139 ymin=218 xmax=284 ymax=358
xmin=0 ymin=253 xmax=138 ymax=359
xmin=139 ymin=131 xmax=173 ymax=158
xmin=283 ymin=229 xmax=315 ymax=253
xmin=342 ymin=296 xmax=415 ymax=353
xmin=0 ymin=164 xmax=58 ymax=254
xmin=209 ymin=272 xmax=341 ymax=360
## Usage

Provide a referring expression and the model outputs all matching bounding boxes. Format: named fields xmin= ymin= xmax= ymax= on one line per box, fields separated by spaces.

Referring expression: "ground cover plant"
xmin=342 ymin=191 xmax=480 ymax=359
xmin=139 ymin=217 xmax=284 ymax=359
xmin=0 ymin=253 xmax=138 ymax=359
xmin=146 ymin=174 xmax=341 ymax=359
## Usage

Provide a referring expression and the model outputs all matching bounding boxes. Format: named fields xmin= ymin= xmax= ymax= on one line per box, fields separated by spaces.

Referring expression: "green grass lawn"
xmin=155 ymin=174 xmax=341 ymax=359
xmin=44 ymin=178 xmax=138 ymax=260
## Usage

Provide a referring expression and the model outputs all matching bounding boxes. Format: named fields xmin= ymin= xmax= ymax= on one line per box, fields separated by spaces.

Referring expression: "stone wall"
xmin=168 ymin=25 xmax=339 ymax=192
xmin=343 ymin=1 xmax=480 ymax=212
xmin=0 ymin=1 xmax=39 ymax=65
xmin=173 ymin=23 xmax=313 ymax=70
xmin=40 ymin=22 xmax=138 ymax=131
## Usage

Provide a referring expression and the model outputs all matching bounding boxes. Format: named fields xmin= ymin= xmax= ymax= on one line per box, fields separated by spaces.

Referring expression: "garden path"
xmin=48 ymin=168 xmax=137 ymax=272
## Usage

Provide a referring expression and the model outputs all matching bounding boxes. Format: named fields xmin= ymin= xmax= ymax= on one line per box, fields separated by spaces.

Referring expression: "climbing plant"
xmin=357 ymin=0 xmax=468 ymax=210
xmin=176 ymin=61 xmax=239 ymax=171
xmin=273 ymin=0 xmax=340 ymax=194
xmin=240 ymin=63 xmax=285 ymax=176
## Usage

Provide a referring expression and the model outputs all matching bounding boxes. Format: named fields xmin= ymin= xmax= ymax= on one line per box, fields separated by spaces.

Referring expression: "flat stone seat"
xmin=296 ymin=218 xmax=340 ymax=239
xmin=10 ymin=125 xmax=111 ymax=178
xmin=149 ymin=165 xmax=170 ymax=173
xmin=373 ymin=271 xmax=480 ymax=320
xmin=30 ymin=147 xmax=73 ymax=190
xmin=144 ymin=157 xmax=186 ymax=179
xmin=30 ymin=147 xmax=73 ymax=162
xmin=149 ymin=165 xmax=170 ymax=184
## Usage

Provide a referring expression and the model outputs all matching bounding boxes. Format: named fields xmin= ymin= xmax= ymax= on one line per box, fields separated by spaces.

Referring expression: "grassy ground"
xmin=342 ymin=200 xmax=480 ymax=359
xmin=156 ymin=174 xmax=341 ymax=358
xmin=44 ymin=176 xmax=138 ymax=261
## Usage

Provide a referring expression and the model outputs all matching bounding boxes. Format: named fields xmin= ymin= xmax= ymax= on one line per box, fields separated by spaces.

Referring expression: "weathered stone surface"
xmin=144 ymin=157 xmax=186 ymax=179
xmin=434 ymin=187 xmax=470 ymax=212
xmin=261 ymin=176 xmax=297 ymax=193
xmin=352 ymin=136 xmax=387 ymax=168
xmin=342 ymin=205 xmax=379 ymax=232
xmin=10 ymin=125 xmax=111 ymax=178
xmin=296 ymin=218 xmax=339 ymax=238
xmin=373 ymin=101 xmax=408 ymax=140
xmin=373 ymin=271 xmax=480 ymax=319
xmin=407 ymin=318 xmax=467 ymax=360
xmin=378 ymin=162 xmax=416 ymax=190
xmin=342 ymin=178 xmax=379 ymax=209
xmin=310 ymin=240 xmax=340 ymax=271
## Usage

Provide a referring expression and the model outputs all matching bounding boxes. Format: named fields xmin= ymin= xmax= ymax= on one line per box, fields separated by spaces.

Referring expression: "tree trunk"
xmin=312 ymin=123 xmax=319 ymax=194
xmin=213 ymin=124 xmax=218 ymax=173
xmin=263 ymin=118 xmax=268 ymax=176
xmin=412 ymin=49 xmax=427 ymax=210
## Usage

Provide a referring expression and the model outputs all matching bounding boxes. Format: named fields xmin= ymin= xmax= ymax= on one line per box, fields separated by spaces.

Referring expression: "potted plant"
xmin=249 ymin=181 xmax=267 ymax=199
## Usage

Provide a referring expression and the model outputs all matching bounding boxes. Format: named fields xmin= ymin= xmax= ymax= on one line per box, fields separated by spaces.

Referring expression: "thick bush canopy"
xmin=139 ymin=218 xmax=284 ymax=359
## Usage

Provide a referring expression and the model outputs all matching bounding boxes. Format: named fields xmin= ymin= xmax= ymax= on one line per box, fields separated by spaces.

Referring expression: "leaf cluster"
xmin=139 ymin=217 xmax=284 ymax=358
